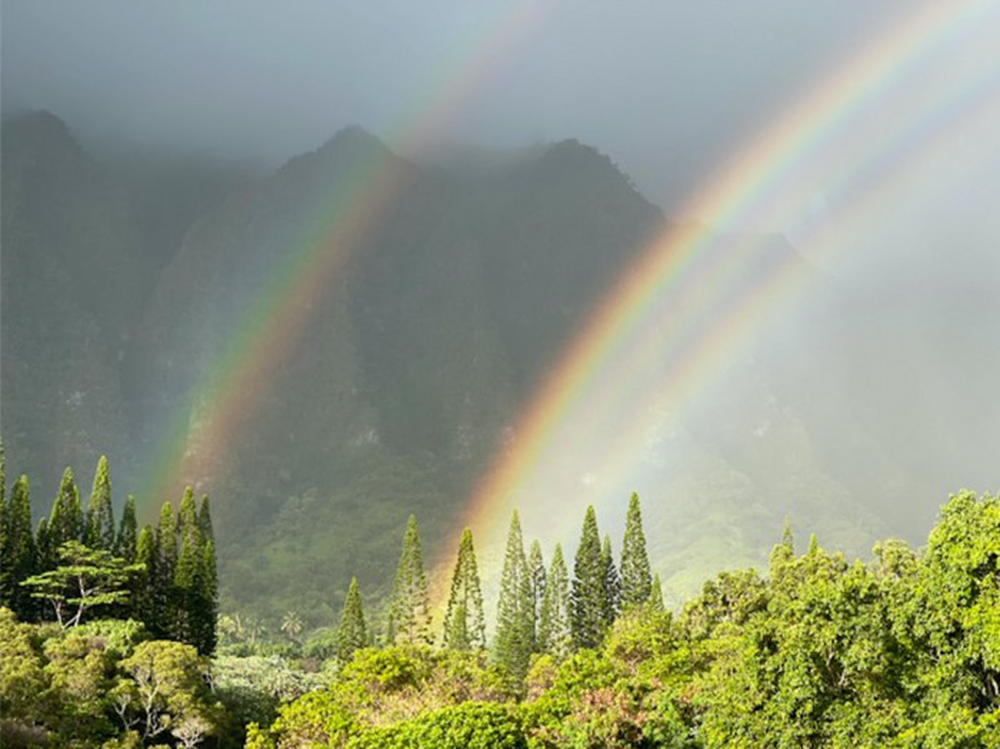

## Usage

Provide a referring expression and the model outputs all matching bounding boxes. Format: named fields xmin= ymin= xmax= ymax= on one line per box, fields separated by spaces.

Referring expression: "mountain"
xmin=4 ymin=111 xmax=995 ymax=625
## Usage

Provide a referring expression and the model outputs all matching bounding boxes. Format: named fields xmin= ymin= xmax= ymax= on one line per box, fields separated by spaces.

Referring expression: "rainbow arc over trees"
xmin=432 ymin=0 xmax=1000 ymax=585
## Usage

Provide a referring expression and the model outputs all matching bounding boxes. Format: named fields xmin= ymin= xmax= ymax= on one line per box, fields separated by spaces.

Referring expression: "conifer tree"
xmin=134 ymin=525 xmax=157 ymax=627
xmin=195 ymin=495 xmax=217 ymax=653
xmin=178 ymin=487 xmax=198 ymax=544
xmin=494 ymin=511 xmax=534 ymax=685
xmin=601 ymin=534 xmax=620 ymax=627
xmin=36 ymin=516 xmax=54 ymax=575
xmin=197 ymin=495 xmax=214 ymax=544
xmin=198 ymin=539 xmax=218 ymax=655
xmin=443 ymin=528 xmax=486 ymax=651
xmin=49 ymin=467 xmax=84 ymax=549
xmin=116 ymin=495 xmax=139 ymax=563
xmin=6 ymin=476 xmax=37 ymax=619
xmin=337 ymin=576 xmax=367 ymax=663
xmin=649 ymin=573 xmax=665 ymax=612
xmin=538 ymin=543 xmax=572 ymax=660
xmin=153 ymin=501 xmax=178 ymax=638
xmin=174 ymin=515 xmax=203 ymax=648
xmin=620 ymin=492 xmax=653 ymax=608
xmin=527 ymin=540 xmax=546 ymax=652
xmin=571 ymin=505 xmax=606 ymax=649
xmin=86 ymin=456 xmax=116 ymax=551
xmin=385 ymin=515 xmax=432 ymax=645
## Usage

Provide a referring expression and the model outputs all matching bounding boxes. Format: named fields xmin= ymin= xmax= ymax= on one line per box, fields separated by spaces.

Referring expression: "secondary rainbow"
xmin=435 ymin=0 xmax=998 ymax=585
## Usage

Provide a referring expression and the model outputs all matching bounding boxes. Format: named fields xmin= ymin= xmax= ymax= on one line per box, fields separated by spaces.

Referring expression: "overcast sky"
xmin=3 ymin=0 xmax=999 ymax=259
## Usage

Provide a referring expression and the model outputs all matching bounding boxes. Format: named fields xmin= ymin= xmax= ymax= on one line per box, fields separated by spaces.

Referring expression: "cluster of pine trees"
xmin=0 ymin=450 xmax=218 ymax=654
xmin=336 ymin=492 xmax=660 ymax=686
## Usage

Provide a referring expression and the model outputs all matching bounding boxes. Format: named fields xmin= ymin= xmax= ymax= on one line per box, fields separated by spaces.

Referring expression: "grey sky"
xmin=4 ymin=1 xmax=917 ymax=211
xmin=3 ymin=0 xmax=999 ymax=280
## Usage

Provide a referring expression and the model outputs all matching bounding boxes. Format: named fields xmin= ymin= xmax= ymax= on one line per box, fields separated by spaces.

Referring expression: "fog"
xmin=0 ymin=2 xmax=921 ymax=205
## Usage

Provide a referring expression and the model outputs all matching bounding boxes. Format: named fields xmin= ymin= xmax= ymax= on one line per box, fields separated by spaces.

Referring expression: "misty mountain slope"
xmin=137 ymin=130 xmax=675 ymax=617
xmin=4 ymin=112 xmax=993 ymax=627
xmin=1 ymin=112 xmax=140 ymax=490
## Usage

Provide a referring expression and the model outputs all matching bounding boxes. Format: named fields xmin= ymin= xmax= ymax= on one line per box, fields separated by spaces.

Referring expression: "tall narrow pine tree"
xmin=620 ymin=492 xmax=653 ymax=608
xmin=601 ymin=534 xmax=620 ymax=627
xmin=35 ymin=516 xmax=53 ymax=576
xmin=197 ymin=495 xmax=214 ymax=544
xmin=116 ymin=495 xmax=139 ymax=562
xmin=153 ymin=501 xmax=178 ymax=638
xmin=527 ymin=540 xmax=546 ymax=653
xmin=134 ymin=526 xmax=157 ymax=628
xmin=174 ymin=496 xmax=203 ymax=650
xmin=443 ymin=528 xmax=486 ymax=651
xmin=86 ymin=456 xmax=115 ymax=551
xmin=198 ymin=539 xmax=218 ymax=654
xmin=494 ymin=511 xmax=534 ymax=685
xmin=538 ymin=543 xmax=572 ymax=660
xmin=197 ymin=496 xmax=218 ymax=654
xmin=571 ymin=505 xmax=606 ymax=649
xmin=649 ymin=573 xmax=665 ymax=612
xmin=338 ymin=577 xmax=367 ymax=663
xmin=6 ymin=477 xmax=37 ymax=619
xmin=385 ymin=515 xmax=432 ymax=645
xmin=49 ymin=467 xmax=84 ymax=549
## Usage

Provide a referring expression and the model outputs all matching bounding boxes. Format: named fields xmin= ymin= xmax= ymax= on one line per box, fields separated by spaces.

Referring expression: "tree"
xmin=153 ymin=501 xmax=178 ymax=638
xmin=49 ymin=467 xmax=84 ymax=550
xmin=21 ymin=540 xmax=140 ymax=627
xmin=337 ymin=577 xmax=367 ymax=663
xmin=571 ymin=505 xmax=606 ymax=649
xmin=385 ymin=515 xmax=432 ymax=645
xmin=649 ymin=573 xmax=665 ymax=612
xmin=197 ymin=495 xmax=214 ymax=544
xmin=4 ymin=476 xmax=37 ymax=619
xmin=538 ymin=543 xmax=572 ymax=660
xmin=443 ymin=528 xmax=486 ymax=652
xmin=198 ymin=540 xmax=218 ymax=655
xmin=494 ymin=511 xmax=534 ymax=685
xmin=601 ymin=534 xmax=620 ymax=627
xmin=619 ymin=492 xmax=652 ymax=609
xmin=280 ymin=611 xmax=304 ymax=642
xmin=116 ymin=495 xmax=139 ymax=563
xmin=114 ymin=640 xmax=220 ymax=744
xmin=86 ymin=456 xmax=115 ymax=551
xmin=174 ymin=516 xmax=204 ymax=649
xmin=35 ymin=516 xmax=54 ymax=580
xmin=134 ymin=526 xmax=156 ymax=627
xmin=527 ymin=540 xmax=547 ymax=652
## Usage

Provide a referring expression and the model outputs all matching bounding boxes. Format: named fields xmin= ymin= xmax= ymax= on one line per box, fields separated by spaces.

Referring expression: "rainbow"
xmin=432 ymin=0 xmax=999 ymax=591
xmin=139 ymin=1 xmax=557 ymax=512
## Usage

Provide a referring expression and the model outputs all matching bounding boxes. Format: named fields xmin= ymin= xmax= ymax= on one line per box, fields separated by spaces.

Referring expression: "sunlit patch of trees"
xmin=2 ymin=446 xmax=998 ymax=747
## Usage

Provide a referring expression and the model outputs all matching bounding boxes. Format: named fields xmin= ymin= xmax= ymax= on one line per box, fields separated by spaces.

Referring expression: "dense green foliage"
xmin=0 ymin=457 xmax=217 ymax=653
xmin=247 ymin=490 xmax=1000 ymax=748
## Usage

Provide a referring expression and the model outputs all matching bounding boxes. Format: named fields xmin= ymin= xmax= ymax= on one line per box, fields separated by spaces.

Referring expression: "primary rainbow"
xmin=434 ymin=0 xmax=998 ymax=587
xmin=139 ymin=1 xmax=557 ymax=511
